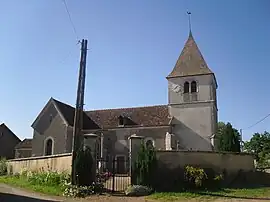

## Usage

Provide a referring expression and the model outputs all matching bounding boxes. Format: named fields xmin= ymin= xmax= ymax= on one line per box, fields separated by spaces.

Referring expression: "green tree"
xmin=133 ymin=143 xmax=157 ymax=187
xmin=244 ymin=131 xmax=270 ymax=167
xmin=74 ymin=146 xmax=94 ymax=186
xmin=217 ymin=122 xmax=241 ymax=152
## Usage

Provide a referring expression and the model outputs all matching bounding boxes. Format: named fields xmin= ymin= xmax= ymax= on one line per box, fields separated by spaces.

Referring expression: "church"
xmin=16 ymin=30 xmax=218 ymax=161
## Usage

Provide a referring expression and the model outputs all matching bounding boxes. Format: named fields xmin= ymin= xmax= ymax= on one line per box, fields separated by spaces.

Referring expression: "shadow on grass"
xmin=196 ymin=191 xmax=270 ymax=201
xmin=0 ymin=192 xmax=61 ymax=202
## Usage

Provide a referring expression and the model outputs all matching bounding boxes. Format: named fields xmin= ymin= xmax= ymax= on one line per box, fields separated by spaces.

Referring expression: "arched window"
xmin=45 ymin=138 xmax=53 ymax=156
xmin=184 ymin=82 xmax=189 ymax=94
xmin=145 ymin=137 xmax=155 ymax=149
xmin=191 ymin=81 xmax=197 ymax=93
xmin=146 ymin=140 xmax=154 ymax=149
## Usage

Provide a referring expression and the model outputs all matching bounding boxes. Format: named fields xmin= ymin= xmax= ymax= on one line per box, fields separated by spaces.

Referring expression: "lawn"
xmin=148 ymin=188 xmax=270 ymax=201
xmin=2 ymin=175 xmax=270 ymax=201
xmin=0 ymin=175 xmax=64 ymax=196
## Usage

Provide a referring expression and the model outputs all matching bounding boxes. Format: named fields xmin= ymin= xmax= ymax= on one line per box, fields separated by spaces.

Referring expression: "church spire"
xmin=167 ymin=13 xmax=213 ymax=78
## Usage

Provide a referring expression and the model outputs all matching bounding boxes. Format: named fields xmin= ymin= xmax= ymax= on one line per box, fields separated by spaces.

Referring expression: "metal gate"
xmin=96 ymin=156 xmax=131 ymax=193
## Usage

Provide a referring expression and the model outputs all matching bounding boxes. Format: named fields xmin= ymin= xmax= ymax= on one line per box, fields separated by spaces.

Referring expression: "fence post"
xmin=112 ymin=157 xmax=115 ymax=193
xmin=84 ymin=133 xmax=98 ymax=182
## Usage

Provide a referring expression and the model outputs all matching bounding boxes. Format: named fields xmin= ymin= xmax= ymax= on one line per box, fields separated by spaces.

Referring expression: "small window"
xmin=145 ymin=137 xmax=155 ymax=149
xmin=146 ymin=140 xmax=154 ymax=149
xmin=118 ymin=116 xmax=124 ymax=125
xmin=191 ymin=81 xmax=197 ymax=93
xmin=45 ymin=138 xmax=53 ymax=156
xmin=184 ymin=82 xmax=189 ymax=94
xmin=49 ymin=114 xmax=53 ymax=123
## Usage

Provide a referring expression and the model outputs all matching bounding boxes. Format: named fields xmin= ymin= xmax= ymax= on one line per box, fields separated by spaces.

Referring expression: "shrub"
xmin=63 ymin=182 xmax=104 ymax=197
xmin=96 ymin=171 xmax=112 ymax=184
xmin=9 ymin=165 xmax=13 ymax=175
xmin=26 ymin=171 xmax=70 ymax=186
xmin=0 ymin=158 xmax=7 ymax=176
xmin=184 ymin=165 xmax=208 ymax=188
xmin=133 ymin=143 xmax=157 ymax=187
xmin=18 ymin=168 xmax=70 ymax=187
xmin=125 ymin=185 xmax=153 ymax=196
xmin=214 ymin=174 xmax=223 ymax=181
xmin=74 ymin=146 xmax=94 ymax=186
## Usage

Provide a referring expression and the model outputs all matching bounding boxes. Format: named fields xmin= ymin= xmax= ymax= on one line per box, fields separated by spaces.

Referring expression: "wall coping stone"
xmin=156 ymin=150 xmax=254 ymax=157
xmin=8 ymin=153 xmax=72 ymax=162
xmin=128 ymin=134 xmax=145 ymax=139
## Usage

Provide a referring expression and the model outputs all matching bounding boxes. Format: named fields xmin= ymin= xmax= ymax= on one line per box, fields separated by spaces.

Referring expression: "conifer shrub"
xmin=133 ymin=143 xmax=157 ymax=187
xmin=74 ymin=146 xmax=94 ymax=186
xmin=0 ymin=158 xmax=7 ymax=176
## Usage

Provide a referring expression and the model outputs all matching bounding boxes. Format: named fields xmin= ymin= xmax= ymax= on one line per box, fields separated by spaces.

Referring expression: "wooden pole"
xmin=71 ymin=39 xmax=88 ymax=185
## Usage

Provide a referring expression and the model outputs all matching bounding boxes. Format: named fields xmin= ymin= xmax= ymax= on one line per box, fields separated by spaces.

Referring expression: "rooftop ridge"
xmin=52 ymin=98 xmax=168 ymax=112
xmin=86 ymin=104 xmax=168 ymax=112
xmin=52 ymin=97 xmax=74 ymax=108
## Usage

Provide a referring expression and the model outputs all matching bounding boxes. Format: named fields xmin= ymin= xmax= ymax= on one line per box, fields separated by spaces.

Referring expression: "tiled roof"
xmin=51 ymin=99 xmax=170 ymax=130
xmin=167 ymin=32 xmax=213 ymax=78
xmin=15 ymin=138 xmax=32 ymax=149
xmin=86 ymin=105 xmax=170 ymax=129
xmin=53 ymin=99 xmax=100 ymax=130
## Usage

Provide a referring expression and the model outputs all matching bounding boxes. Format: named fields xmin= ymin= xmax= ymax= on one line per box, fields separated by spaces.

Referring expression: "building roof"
xmin=86 ymin=105 xmax=170 ymax=129
xmin=15 ymin=138 xmax=32 ymax=149
xmin=48 ymin=98 xmax=170 ymax=130
xmin=52 ymin=99 xmax=100 ymax=130
xmin=0 ymin=123 xmax=21 ymax=142
xmin=167 ymin=32 xmax=213 ymax=78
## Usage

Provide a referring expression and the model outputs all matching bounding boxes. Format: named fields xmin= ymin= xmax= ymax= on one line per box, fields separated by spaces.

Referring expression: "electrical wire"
xmin=242 ymin=113 xmax=270 ymax=130
xmin=62 ymin=0 xmax=80 ymax=42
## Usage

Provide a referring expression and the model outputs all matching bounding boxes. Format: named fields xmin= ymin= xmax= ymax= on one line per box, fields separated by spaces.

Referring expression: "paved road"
xmin=0 ymin=183 xmax=63 ymax=202
xmin=0 ymin=183 xmax=147 ymax=202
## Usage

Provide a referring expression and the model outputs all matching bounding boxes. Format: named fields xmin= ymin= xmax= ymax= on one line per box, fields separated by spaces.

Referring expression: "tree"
xmin=74 ymin=146 xmax=94 ymax=186
xmin=217 ymin=122 xmax=241 ymax=152
xmin=244 ymin=131 xmax=270 ymax=167
xmin=133 ymin=143 xmax=157 ymax=187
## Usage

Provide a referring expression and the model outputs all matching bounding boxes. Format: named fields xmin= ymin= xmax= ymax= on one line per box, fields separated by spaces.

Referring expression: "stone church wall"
xmin=102 ymin=126 xmax=170 ymax=158
xmin=156 ymin=150 xmax=255 ymax=173
xmin=152 ymin=150 xmax=255 ymax=190
xmin=7 ymin=153 xmax=72 ymax=174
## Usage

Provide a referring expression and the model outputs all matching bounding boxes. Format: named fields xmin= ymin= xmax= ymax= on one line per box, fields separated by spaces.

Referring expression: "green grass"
xmin=0 ymin=175 xmax=64 ymax=196
xmin=148 ymin=188 xmax=270 ymax=201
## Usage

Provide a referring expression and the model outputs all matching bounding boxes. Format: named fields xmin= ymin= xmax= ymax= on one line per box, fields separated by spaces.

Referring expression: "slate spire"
xmin=167 ymin=26 xmax=213 ymax=78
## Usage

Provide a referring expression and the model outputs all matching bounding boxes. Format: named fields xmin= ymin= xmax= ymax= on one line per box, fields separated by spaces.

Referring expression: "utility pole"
xmin=71 ymin=39 xmax=88 ymax=185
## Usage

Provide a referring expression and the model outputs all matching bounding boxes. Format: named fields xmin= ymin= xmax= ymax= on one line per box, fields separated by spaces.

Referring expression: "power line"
xmin=242 ymin=113 xmax=270 ymax=130
xmin=62 ymin=0 xmax=80 ymax=41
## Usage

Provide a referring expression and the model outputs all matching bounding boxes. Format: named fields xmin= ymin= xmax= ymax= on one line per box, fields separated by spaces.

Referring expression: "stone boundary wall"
xmin=7 ymin=153 xmax=72 ymax=174
xmin=156 ymin=150 xmax=255 ymax=173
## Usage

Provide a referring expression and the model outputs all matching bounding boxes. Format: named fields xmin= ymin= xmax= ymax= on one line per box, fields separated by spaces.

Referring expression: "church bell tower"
xmin=167 ymin=28 xmax=218 ymax=151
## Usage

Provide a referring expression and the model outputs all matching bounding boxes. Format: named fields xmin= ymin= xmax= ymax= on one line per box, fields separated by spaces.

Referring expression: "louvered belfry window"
xmin=184 ymin=82 xmax=189 ymax=93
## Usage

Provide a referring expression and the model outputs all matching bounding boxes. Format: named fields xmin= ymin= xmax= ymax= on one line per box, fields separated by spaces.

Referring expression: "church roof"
xmin=167 ymin=32 xmax=213 ymax=78
xmin=52 ymin=99 xmax=100 ymax=130
xmin=86 ymin=105 xmax=170 ymax=129
xmin=50 ymin=98 xmax=170 ymax=130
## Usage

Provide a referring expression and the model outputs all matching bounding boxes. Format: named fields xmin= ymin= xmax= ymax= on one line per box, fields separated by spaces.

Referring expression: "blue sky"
xmin=0 ymin=0 xmax=269 ymax=141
